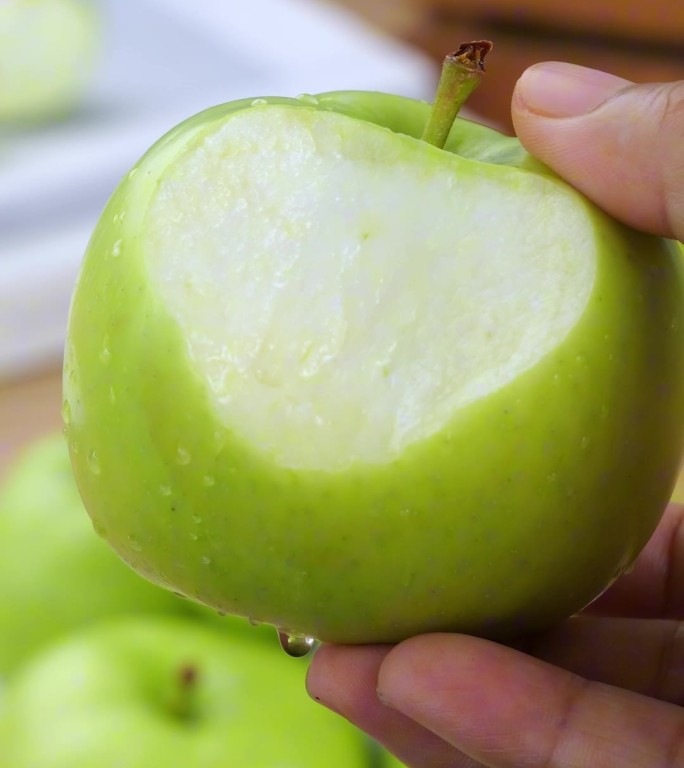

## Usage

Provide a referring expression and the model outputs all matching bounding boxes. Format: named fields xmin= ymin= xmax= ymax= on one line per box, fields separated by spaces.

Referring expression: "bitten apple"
xmin=64 ymin=46 xmax=684 ymax=645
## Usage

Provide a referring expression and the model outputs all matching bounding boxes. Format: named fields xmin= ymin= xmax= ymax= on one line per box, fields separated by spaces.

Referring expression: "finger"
xmin=586 ymin=502 xmax=684 ymax=619
xmin=307 ymin=643 xmax=482 ymax=768
xmin=523 ymin=615 xmax=684 ymax=705
xmin=378 ymin=633 xmax=684 ymax=768
xmin=511 ymin=62 xmax=684 ymax=241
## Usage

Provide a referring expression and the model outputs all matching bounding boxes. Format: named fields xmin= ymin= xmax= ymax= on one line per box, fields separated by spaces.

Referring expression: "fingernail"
xmin=515 ymin=62 xmax=631 ymax=118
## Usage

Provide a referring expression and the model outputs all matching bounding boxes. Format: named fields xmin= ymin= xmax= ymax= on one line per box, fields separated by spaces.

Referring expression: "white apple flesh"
xmin=145 ymin=106 xmax=596 ymax=470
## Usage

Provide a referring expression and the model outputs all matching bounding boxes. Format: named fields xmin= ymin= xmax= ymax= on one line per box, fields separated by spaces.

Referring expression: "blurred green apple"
xmin=0 ymin=0 xmax=99 ymax=123
xmin=63 ymin=48 xmax=684 ymax=645
xmin=0 ymin=616 xmax=368 ymax=768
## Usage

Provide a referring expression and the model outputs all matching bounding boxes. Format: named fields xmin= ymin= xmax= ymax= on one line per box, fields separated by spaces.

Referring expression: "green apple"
xmin=63 ymin=45 xmax=684 ymax=645
xmin=0 ymin=0 xmax=99 ymax=123
xmin=0 ymin=615 xmax=369 ymax=768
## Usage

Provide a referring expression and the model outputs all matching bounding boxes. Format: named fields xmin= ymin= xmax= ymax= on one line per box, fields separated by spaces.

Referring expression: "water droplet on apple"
xmin=201 ymin=556 xmax=212 ymax=566
xmin=128 ymin=535 xmax=143 ymax=552
xmin=216 ymin=610 xmax=227 ymax=617
xmin=403 ymin=573 xmax=415 ymax=588
xmin=581 ymin=435 xmax=591 ymax=450
xmin=248 ymin=617 xmax=262 ymax=627
xmin=203 ymin=474 xmax=215 ymax=487
xmin=99 ymin=334 xmax=112 ymax=364
xmin=192 ymin=514 xmax=202 ymax=525
xmin=128 ymin=168 xmax=139 ymax=180
xmin=189 ymin=532 xmax=198 ymax=541
xmin=87 ymin=449 xmax=101 ymax=475
xmin=296 ymin=93 xmax=319 ymax=106
xmin=110 ymin=239 xmax=122 ymax=258
xmin=176 ymin=446 xmax=192 ymax=465
xmin=399 ymin=508 xmax=411 ymax=518
xmin=277 ymin=631 xmax=316 ymax=657
xmin=250 ymin=98 xmax=268 ymax=106
xmin=61 ymin=400 xmax=71 ymax=425
xmin=160 ymin=485 xmax=172 ymax=496
xmin=93 ymin=521 xmax=107 ymax=538
xmin=108 ymin=386 xmax=116 ymax=404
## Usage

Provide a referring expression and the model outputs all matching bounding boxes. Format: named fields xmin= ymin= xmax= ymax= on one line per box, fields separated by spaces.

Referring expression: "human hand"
xmin=306 ymin=63 xmax=684 ymax=768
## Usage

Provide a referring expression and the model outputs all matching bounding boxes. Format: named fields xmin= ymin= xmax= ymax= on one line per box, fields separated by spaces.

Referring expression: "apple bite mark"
xmin=142 ymin=104 xmax=596 ymax=471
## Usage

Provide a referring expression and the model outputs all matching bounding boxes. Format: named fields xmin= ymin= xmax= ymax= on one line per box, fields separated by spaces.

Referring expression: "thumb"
xmin=511 ymin=62 xmax=684 ymax=242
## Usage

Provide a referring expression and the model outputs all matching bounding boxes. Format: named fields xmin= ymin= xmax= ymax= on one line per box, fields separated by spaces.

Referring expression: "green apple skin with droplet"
xmin=63 ymin=88 xmax=684 ymax=645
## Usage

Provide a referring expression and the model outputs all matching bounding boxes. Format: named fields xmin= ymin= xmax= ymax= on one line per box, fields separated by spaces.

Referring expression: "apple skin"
xmin=0 ymin=616 xmax=368 ymax=768
xmin=0 ymin=0 xmax=99 ymax=123
xmin=64 ymin=91 xmax=684 ymax=643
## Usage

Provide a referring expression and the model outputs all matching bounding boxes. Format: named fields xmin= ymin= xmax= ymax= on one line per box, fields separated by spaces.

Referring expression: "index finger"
xmin=377 ymin=633 xmax=684 ymax=768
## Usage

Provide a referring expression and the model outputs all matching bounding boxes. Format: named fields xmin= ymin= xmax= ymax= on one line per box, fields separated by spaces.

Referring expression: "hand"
xmin=306 ymin=63 xmax=684 ymax=768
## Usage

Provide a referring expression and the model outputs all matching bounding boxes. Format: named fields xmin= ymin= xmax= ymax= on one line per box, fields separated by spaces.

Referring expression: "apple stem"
xmin=170 ymin=663 xmax=199 ymax=722
xmin=421 ymin=41 xmax=492 ymax=150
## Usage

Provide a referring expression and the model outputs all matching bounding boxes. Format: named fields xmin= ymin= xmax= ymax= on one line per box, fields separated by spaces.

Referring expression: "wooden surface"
xmin=0 ymin=367 xmax=63 ymax=484
xmin=330 ymin=0 xmax=684 ymax=130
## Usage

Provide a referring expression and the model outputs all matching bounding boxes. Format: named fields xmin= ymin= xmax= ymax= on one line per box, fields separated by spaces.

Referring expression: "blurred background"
xmin=336 ymin=0 xmax=684 ymax=130
xmin=2 ymin=0 xmax=684 ymax=481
